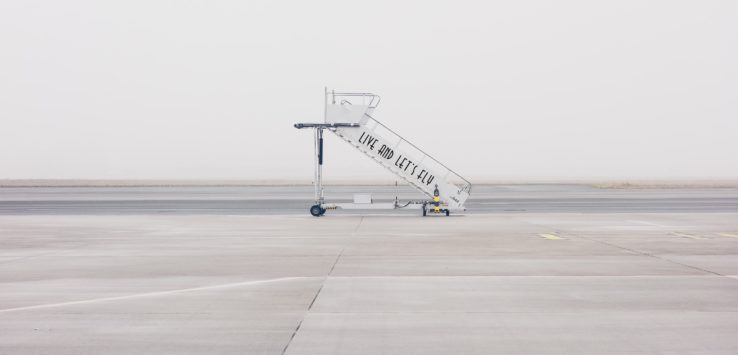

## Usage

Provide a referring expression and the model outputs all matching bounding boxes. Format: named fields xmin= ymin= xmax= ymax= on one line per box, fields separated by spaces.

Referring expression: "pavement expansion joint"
xmin=570 ymin=232 xmax=728 ymax=278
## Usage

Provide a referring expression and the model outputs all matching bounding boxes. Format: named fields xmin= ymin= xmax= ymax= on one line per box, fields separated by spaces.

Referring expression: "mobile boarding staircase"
xmin=294 ymin=89 xmax=471 ymax=216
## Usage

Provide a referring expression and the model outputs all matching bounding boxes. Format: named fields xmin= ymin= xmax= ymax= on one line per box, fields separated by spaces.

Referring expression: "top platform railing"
xmin=326 ymin=90 xmax=381 ymax=113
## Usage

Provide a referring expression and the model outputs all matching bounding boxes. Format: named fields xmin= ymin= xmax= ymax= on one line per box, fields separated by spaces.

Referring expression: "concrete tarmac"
xmin=1 ymin=185 xmax=737 ymax=354
xmin=1 ymin=184 xmax=737 ymax=214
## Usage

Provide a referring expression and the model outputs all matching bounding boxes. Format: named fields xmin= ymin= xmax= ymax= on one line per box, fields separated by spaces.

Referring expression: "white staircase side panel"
xmin=326 ymin=104 xmax=470 ymax=209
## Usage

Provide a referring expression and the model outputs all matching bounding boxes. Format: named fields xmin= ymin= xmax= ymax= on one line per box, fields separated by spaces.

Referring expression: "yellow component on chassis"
xmin=423 ymin=184 xmax=450 ymax=217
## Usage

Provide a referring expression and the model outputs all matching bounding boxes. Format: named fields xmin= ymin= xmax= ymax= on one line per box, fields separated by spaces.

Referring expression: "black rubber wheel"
xmin=445 ymin=210 xmax=450 ymax=216
xmin=320 ymin=208 xmax=327 ymax=216
xmin=310 ymin=205 xmax=322 ymax=217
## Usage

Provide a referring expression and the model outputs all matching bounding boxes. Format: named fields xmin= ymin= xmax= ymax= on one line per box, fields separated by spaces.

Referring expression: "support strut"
xmin=294 ymin=122 xmax=359 ymax=216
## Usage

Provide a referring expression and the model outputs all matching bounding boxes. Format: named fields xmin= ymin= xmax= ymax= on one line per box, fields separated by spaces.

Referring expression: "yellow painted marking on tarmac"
xmin=671 ymin=232 xmax=702 ymax=240
xmin=539 ymin=233 xmax=564 ymax=240
xmin=718 ymin=233 xmax=738 ymax=239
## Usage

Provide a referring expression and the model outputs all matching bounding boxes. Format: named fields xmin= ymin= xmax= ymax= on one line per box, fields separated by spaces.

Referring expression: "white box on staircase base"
xmin=353 ymin=194 xmax=373 ymax=204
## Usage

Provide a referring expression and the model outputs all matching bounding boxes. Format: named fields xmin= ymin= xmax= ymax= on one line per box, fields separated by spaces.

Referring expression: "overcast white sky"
xmin=1 ymin=0 xmax=736 ymax=182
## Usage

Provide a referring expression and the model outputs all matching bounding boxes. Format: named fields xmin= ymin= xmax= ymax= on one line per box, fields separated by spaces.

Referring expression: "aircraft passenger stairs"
xmin=294 ymin=90 xmax=471 ymax=216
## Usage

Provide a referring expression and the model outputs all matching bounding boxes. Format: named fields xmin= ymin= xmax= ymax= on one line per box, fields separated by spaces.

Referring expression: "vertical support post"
xmin=317 ymin=128 xmax=324 ymax=204
xmin=313 ymin=127 xmax=324 ymax=205
xmin=313 ymin=128 xmax=319 ymax=204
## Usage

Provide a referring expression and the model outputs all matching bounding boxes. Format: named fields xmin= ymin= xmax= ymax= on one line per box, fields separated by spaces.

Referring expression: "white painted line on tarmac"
xmin=717 ymin=233 xmax=738 ymax=239
xmin=0 ymin=276 xmax=318 ymax=314
xmin=628 ymin=220 xmax=671 ymax=228
xmin=538 ymin=233 xmax=564 ymax=240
